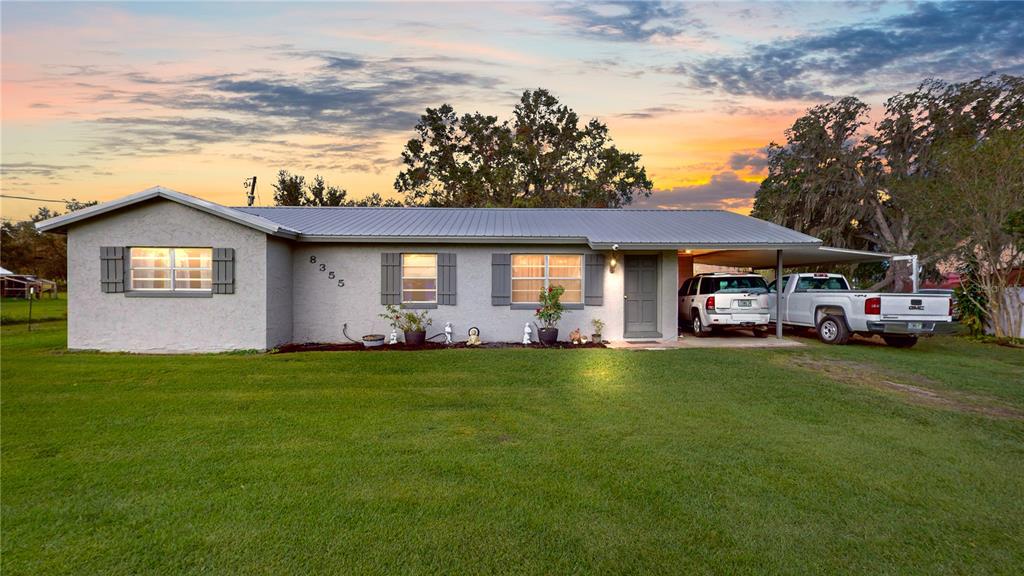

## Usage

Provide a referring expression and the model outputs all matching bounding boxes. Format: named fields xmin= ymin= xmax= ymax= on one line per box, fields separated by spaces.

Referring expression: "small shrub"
xmin=535 ymin=286 xmax=565 ymax=328
xmin=380 ymin=305 xmax=432 ymax=332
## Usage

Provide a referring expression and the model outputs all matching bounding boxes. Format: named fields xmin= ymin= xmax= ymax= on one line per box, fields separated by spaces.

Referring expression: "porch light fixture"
xmin=608 ymin=254 xmax=618 ymax=273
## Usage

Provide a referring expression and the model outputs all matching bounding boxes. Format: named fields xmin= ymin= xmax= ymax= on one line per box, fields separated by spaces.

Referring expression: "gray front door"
xmin=623 ymin=255 xmax=659 ymax=337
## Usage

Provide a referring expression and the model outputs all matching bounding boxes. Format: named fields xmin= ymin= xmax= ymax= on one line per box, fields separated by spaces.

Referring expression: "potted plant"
xmin=591 ymin=318 xmax=605 ymax=342
xmin=534 ymin=285 xmax=565 ymax=345
xmin=379 ymin=305 xmax=432 ymax=346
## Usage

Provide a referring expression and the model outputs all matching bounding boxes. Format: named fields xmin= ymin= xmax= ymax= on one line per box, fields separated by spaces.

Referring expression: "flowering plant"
xmin=379 ymin=305 xmax=432 ymax=332
xmin=535 ymin=285 xmax=565 ymax=328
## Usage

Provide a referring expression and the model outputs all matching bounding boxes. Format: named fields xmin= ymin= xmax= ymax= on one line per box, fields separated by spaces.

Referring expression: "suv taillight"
xmin=865 ymin=297 xmax=881 ymax=315
xmin=705 ymin=296 xmax=716 ymax=310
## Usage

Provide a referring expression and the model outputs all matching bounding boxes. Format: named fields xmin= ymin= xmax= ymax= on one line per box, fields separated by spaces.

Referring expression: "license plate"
xmin=908 ymin=322 xmax=923 ymax=330
xmin=737 ymin=300 xmax=752 ymax=308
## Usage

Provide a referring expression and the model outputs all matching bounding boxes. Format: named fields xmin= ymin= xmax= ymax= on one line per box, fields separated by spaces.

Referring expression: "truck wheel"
xmin=882 ymin=335 xmax=918 ymax=348
xmin=692 ymin=311 xmax=707 ymax=337
xmin=816 ymin=315 xmax=850 ymax=345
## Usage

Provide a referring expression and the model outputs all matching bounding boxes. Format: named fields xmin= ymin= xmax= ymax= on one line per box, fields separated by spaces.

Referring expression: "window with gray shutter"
xmin=212 ymin=248 xmax=235 ymax=294
xmin=491 ymin=253 xmax=511 ymax=305
xmin=100 ymin=246 xmax=126 ymax=293
xmin=381 ymin=253 xmax=401 ymax=305
xmin=584 ymin=253 xmax=605 ymax=306
xmin=438 ymin=253 xmax=456 ymax=305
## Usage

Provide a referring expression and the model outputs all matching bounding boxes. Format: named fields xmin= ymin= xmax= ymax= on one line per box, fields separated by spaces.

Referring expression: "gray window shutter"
xmin=491 ymin=253 xmax=511 ymax=306
xmin=100 ymin=247 xmax=126 ymax=293
xmin=213 ymin=248 xmax=235 ymax=294
xmin=438 ymin=253 xmax=456 ymax=305
xmin=381 ymin=253 xmax=401 ymax=305
xmin=585 ymin=253 xmax=605 ymax=306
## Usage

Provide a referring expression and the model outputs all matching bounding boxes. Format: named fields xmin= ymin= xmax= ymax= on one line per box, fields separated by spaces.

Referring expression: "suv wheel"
xmin=816 ymin=315 xmax=850 ymax=345
xmin=692 ymin=311 xmax=707 ymax=337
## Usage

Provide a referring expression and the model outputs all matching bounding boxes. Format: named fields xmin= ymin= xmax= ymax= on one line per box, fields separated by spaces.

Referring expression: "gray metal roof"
xmin=235 ymin=206 xmax=820 ymax=248
xmin=34 ymin=186 xmax=821 ymax=248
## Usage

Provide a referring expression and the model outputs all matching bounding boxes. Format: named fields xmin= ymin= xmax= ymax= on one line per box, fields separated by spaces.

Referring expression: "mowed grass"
xmin=2 ymin=321 xmax=1023 ymax=575
xmin=1 ymin=295 xmax=67 ymax=325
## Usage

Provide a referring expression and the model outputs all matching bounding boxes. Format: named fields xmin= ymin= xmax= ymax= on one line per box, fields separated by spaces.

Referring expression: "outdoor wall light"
xmin=609 ymin=254 xmax=618 ymax=272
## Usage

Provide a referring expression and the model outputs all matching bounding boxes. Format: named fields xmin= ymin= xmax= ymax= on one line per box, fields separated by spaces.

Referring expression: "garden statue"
xmin=388 ymin=329 xmax=398 ymax=345
xmin=581 ymin=336 xmax=589 ymax=344
xmin=467 ymin=327 xmax=482 ymax=346
xmin=444 ymin=322 xmax=453 ymax=345
xmin=522 ymin=323 xmax=532 ymax=345
xmin=569 ymin=328 xmax=581 ymax=344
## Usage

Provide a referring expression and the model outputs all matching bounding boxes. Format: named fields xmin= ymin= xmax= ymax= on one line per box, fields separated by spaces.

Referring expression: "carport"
xmin=681 ymin=246 xmax=898 ymax=339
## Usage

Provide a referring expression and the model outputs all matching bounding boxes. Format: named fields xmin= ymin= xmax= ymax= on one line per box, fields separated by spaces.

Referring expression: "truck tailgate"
xmin=880 ymin=294 xmax=949 ymax=319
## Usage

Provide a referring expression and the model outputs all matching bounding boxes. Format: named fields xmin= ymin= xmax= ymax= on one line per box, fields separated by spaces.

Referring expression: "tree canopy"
xmin=394 ymin=89 xmax=653 ymax=208
xmin=752 ymin=74 xmax=1024 ymax=289
xmin=0 ymin=199 xmax=98 ymax=281
xmin=272 ymin=171 xmax=402 ymax=207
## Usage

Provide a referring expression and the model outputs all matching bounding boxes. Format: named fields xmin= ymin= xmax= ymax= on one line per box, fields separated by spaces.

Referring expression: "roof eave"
xmin=588 ymin=241 xmax=823 ymax=250
xmin=295 ymin=234 xmax=591 ymax=244
xmin=34 ymin=186 xmax=298 ymax=238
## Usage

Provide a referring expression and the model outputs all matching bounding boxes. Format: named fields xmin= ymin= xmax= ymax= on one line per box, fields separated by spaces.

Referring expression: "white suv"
xmin=679 ymin=273 xmax=771 ymax=337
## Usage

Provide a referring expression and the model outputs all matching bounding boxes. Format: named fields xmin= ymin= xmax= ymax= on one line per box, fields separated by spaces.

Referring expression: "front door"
xmin=623 ymin=255 xmax=660 ymax=337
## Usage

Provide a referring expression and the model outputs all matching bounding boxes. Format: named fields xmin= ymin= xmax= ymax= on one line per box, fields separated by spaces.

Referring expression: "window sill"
xmin=401 ymin=303 xmax=437 ymax=309
xmin=125 ymin=291 xmax=214 ymax=298
xmin=510 ymin=303 xmax=584 ymax=311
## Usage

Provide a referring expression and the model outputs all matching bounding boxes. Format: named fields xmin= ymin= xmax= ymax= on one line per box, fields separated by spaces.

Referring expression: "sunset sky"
xmin=2 ymin=1 xmax=1022 ymax=221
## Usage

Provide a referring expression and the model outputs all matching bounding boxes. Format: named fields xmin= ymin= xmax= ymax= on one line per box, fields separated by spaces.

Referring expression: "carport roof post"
xmin=777 ymin=250 xmax=783 ymax=338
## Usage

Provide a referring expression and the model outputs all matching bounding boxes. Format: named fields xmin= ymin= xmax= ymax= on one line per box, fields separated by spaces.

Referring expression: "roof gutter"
xmin=587 ymin=241 xmax=822 ymax=250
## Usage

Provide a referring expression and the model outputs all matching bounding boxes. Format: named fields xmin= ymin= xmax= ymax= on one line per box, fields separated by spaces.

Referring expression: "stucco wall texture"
xmin=289 ymin=244 xmax=678 ymax=345
xmin=67 ymin=200 xmax=270 ymax=352
xmin=65 ymin=199 xmax=679 ymax=351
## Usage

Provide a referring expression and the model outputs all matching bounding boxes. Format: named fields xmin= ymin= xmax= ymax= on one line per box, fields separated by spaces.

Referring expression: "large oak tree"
xmin=752 ymin=74 xmax=1024 ymax=290
xmin=394 ymin=89 xmax=653 ymax=208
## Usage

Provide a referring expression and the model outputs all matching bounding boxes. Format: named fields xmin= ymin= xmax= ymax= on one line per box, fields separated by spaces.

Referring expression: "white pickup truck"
xmin=768 ymin=273 xmax=954 ymax=347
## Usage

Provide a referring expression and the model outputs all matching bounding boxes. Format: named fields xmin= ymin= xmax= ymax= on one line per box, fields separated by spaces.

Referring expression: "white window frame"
xmin=129 ymin=247 xmax=213 ymax=292
xmin=511 ymin=254 xmax=584 ymax=305
xmin=401 ymin=253 xmax=438 ymax=305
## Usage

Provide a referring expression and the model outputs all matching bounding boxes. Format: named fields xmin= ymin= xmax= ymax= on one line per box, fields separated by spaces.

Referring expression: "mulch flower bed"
xmin=274 ymin=340 xmax=607 ymax=353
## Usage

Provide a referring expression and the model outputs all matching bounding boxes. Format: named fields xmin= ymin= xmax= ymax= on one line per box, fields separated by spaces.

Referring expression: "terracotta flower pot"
xmin=537 ymin=327 xmax=558 ymax=345
xmin=404 ymin=330 xmax=426 ymax=346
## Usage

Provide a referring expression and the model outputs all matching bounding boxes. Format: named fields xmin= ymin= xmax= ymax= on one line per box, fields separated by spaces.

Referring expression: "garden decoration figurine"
xmin=467 ymin=327 xmax=482 ymax=346
xmin=522 ymin=323 xmax=532 ymax=345
xmin=388 ymin=330 xmax=398 ymax=345
xmin=534 ymin=285 xmax=565 ymax=345
xmin=569 ymin=328 xmax=581 ymax=344
xmin=581 ymin=335 xmax=589 ymax=344
xmin=444 ymin=322 xmax=453 ymax=345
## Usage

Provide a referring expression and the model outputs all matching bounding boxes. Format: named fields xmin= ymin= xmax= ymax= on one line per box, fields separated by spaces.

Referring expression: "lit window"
xmin=130 ymin=247 xmax=212 ymax=291
xmin=402 ymin=253 xmax=437 ymax=304
xmin=511 ymin=254 xmax=583 ymax=304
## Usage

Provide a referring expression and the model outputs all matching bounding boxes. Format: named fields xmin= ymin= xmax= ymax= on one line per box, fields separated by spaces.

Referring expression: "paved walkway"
xmin=607 ymin=333 xmax=806 ymax=350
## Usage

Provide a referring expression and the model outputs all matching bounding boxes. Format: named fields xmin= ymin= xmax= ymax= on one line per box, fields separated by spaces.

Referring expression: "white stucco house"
xmin=36 ymin=186 xmax=862 ymax=353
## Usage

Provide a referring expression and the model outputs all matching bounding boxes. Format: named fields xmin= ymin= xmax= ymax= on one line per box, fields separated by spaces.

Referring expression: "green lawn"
xmin=2 ymin=322 xmax=1023 ymax=575
xmin=0 ymin=295 xmax=67 ymax=325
